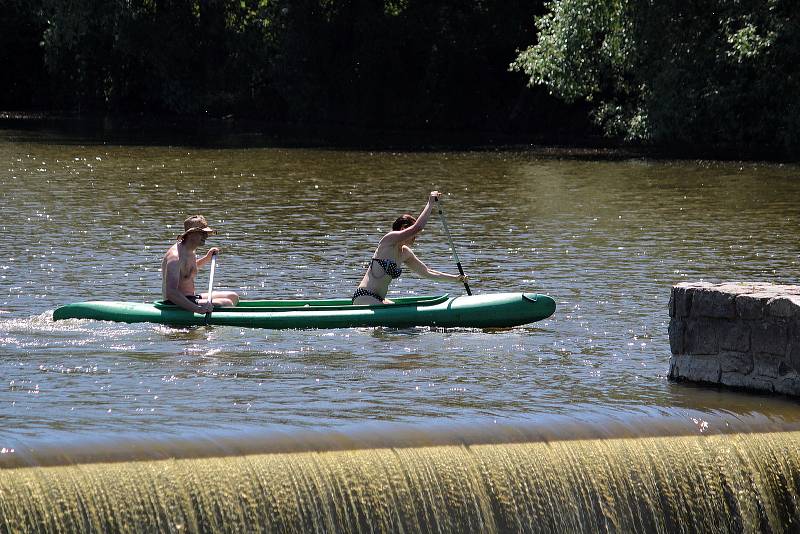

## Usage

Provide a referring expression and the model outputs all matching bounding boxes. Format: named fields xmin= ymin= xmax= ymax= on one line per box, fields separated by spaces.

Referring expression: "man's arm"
xmin=197 ymin=247 xmax=220 ymax=268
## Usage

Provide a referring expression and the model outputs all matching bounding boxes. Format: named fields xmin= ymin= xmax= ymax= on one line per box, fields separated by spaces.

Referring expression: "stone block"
xmin=684 ymin=319 xmax=719 ymax=355
xmin=692 ymin=289 xmax=737 ymax=319
xmin=753 ymin=352 xmax=788 ymax=379
xmin=735 ymin=294 xmax=765 ymax=320
xmin=717 ymin=321 xmax=750 ymax=352
xmin=718 ymin=351 xmax=754 ymax=375
xmin=775 ymin=376 xmax=800 ymax=396
xmin=670 ymin=285 xmax=693 ymax=318
xmin=787 ymin=324 xmax=800 ymax=373
xmin=668 ymin=319 xmax=685 ymax=355
xmin=669 ymin=282 xmax=800 ymax=398
xmin=766 ymin=296 xmax=800 ymax=318
xmin=675 ymin=281 xmax=714 ymax=290
xmin=751 ymin=321 xmax=788 ymax=356
xmin=669 ymin=354 xmax=720 ymax=383
xmin=788 ymin=346 xmax=800 ymax=375
xmin=720 ymin=372 xmax=775 ymax=393
xmin=716 ymin=283 xmax=754 ymax=294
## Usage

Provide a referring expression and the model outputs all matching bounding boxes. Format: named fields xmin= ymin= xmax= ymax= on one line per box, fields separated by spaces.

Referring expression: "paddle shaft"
xmin=434 ymin=197 xmax=472 ymax=296
xmin=205 ymin=253 xmax=217 ymax=323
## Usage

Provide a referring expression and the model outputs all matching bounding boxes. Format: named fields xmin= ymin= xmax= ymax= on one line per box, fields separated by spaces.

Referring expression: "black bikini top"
xmin=370 ymin=258 xmax=402 ymax=279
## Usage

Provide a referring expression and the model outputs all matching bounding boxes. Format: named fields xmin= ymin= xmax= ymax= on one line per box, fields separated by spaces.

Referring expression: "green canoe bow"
xmin=53 ymin=293 xmax=556 ymax=329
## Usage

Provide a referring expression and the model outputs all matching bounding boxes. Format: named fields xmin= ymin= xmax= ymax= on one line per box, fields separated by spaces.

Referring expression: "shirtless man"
xmin=161 ymin=215 xmax=239 ymax=313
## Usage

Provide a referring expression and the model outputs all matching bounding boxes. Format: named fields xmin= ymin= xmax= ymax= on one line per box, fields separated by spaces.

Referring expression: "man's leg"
xmin=200 ymin=291 xmax=239 ymax=307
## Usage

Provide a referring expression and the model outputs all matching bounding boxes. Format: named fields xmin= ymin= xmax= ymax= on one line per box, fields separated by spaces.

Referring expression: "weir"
xmin=669 ymin=282 xmax=800 ymax=395
xmin=2 ymin=431 xmax=800 ymax=532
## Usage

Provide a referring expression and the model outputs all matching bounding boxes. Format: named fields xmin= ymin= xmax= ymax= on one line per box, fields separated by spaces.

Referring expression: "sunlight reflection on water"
xmin=2 ymin=135 xmax=800 ymax=449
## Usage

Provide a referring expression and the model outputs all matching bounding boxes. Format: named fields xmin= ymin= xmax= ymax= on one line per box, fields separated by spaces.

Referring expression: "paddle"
xmin=434 ymin=196 xmax=472 ymax=296
xmin=205 ymin=252 xmax=217 ymax=324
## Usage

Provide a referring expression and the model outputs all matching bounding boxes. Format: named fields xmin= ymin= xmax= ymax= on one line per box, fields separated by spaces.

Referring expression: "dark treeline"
xmin=1 ymin=0 xmax=799 ymax=156
xmin=0 ymin=0 xmax=590 ymax=141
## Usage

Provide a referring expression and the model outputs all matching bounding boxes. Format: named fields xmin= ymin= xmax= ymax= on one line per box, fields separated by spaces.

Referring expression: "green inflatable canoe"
xmin=53 ymin=293 xmax=555 ymax=329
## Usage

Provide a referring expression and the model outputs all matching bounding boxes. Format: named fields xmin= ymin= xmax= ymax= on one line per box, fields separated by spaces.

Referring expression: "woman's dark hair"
xmin=392 ymin=214 xmax=416 ymax=231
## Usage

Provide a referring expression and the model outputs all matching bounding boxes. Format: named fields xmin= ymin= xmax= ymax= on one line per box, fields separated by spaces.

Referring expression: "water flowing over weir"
xmin=2 ymin=431 xmax=800 ymax=533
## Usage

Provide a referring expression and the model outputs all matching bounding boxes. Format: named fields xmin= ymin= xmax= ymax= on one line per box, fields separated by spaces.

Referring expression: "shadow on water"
xmin=7 ymin=114 xmax=796 ymax=161
xmin=1 ymin=114 xmax=621 ymax=154
xmin=157 ymin=324 xmax=215 ymax=341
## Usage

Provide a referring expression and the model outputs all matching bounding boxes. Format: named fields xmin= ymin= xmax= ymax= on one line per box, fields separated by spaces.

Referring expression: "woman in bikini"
xmin=352 ymin=191 xmax=468 ymax=305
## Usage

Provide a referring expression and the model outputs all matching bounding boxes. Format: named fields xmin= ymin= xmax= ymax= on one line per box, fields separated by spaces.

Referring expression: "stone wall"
xmin=669 ymin=282 xmax=800 ymax=396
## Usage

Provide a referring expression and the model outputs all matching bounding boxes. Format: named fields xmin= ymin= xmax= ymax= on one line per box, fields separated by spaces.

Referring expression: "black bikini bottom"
xmin=164 ymin=294 xmax=201 ymax=305
xmin=352 ymin=287 xmax=384 ymax=303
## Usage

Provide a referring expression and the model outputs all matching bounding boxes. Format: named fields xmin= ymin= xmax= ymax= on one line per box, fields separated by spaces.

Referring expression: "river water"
xmin=1 ymin=129 xmax=799 ymax=460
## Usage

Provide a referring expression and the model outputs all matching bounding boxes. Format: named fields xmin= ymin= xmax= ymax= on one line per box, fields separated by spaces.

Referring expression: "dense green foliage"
xmin=0 ymin=0 xmax=47 ymax=108
xmin=37 ymin=0 xmax=283 ymax=115
xmin=3 ymin=0 xmax=798 ymax=153
xmin=3 ymin=0 xmax=579 ymax=136
xmin=512 ymin=0 xmax=800 ymax=154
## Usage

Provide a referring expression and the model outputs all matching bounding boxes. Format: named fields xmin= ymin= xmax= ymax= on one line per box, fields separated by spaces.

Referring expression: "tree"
xmin=512 ymin=0 xmax=800 ymax=155
xmin=0 ymin=0 xmax=48 ymax=109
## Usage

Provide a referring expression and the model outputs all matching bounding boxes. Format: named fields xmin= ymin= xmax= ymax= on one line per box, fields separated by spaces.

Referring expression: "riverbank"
xmin=2 ymin=111 xmax=795 ymax=162
xmin=0 ymin=110 xmax=603 ymax=151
